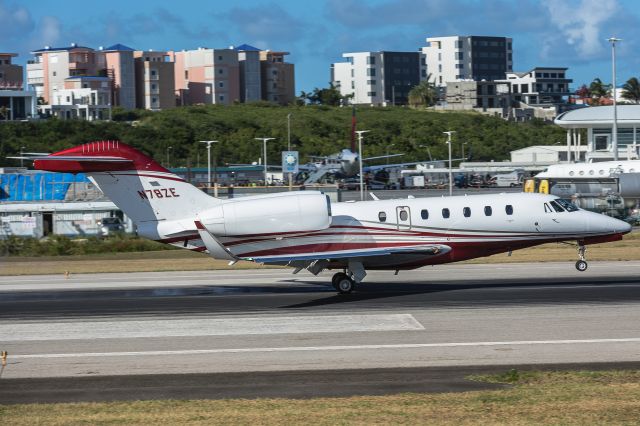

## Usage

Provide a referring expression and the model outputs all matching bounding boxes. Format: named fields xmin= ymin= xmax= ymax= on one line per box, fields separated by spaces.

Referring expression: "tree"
xmin=621 ymin=77 xmax=640 ymax=104
xmin=303 ymin=83 xmax=351 ymax=106
xmin=588 ymin=78 xmax=610 ymax=105
xmin=408 ymin=75 xmax=437 ymax=108
xmin=575 ymin=84 xmax=590 ymax=99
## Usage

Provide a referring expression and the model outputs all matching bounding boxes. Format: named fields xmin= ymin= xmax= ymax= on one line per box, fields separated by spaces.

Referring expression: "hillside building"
xmin=0 ymin=53 xmax=37 ymax=120
xmin=134 ymin=50 xmax=176 ymax=111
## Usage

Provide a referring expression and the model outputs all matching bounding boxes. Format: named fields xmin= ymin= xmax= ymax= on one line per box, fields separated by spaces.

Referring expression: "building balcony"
xmin=27 ymin=77 xmax=44 ymax=85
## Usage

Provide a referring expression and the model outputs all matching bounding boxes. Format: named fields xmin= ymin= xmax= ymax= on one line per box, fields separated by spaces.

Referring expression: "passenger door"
xmin=396 ymin=206 xmax=411 ymax=230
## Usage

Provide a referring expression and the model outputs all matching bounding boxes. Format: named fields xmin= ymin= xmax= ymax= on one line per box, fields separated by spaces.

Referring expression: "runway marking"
xmin=10 ymin=337 xmax=640 ymax=359
xmin=0 ymin=314 xmax=425 ymax=341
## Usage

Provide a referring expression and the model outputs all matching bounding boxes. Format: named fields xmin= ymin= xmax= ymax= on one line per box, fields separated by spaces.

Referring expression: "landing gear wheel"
xmin=575 ymin=260 xmax=588 ymax=272
xmin=332 ymin=272 xmax=354 ymax=294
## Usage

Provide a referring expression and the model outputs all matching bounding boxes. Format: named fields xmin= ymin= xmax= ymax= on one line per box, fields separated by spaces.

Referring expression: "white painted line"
xmin=10 ymin=338 xmax=640 ymax=359
xmin=0 ymin=314 xmax=424 ymax=341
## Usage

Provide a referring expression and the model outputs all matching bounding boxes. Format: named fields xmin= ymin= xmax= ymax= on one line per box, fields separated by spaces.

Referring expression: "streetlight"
xmin=419 ymin=144 xmax=433 ymax=161
xmin=199 ymin=140 xmax=219 ymax=196
xmin=607 ymin=37 xmax=621 ymax=161
xmin=255 ymin=137 xmax=275 ymax=186
xmin=166 ymin=146 xmax=173 ymax=169
xmin=443 ymin=131 xmax=456 ymax=196
xmin=461 ymin=141 xmax=468 ymax=160
xmin=287 ymin=113 xmax=293 ymax=190
xmin=20 ymin=146 xmax=26 ymax=168
xmin=355 ymin=130 xmax=370 ymax=201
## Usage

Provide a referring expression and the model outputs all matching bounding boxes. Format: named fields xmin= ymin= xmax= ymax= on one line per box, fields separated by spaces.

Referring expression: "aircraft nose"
xmin=601 ymin=214 xmax=632 ymax=235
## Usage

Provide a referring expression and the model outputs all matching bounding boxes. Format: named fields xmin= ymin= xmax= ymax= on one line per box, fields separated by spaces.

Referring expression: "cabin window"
xmin=505 ymin=205 xmax=514 ymax=215
xmin=544 ymin=203 xmax=553 ymax=213
xmin=484 ymin=206 xmax=492 ymax=216
xmin=378 ymin=212 xmax=387 ymax=222
xmin=549 ymin=200 xmax=565 ymax=212
xmin=442 ymin=208 xmax=450 ymax=218
xmin=421 ymin=209 xmax=429 ymax=220
xmin=463 ymin=207 xmax=471 ymax=217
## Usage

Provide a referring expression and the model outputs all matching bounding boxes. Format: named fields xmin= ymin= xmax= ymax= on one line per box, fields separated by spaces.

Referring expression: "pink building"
xmin=170 ymin=47 xmax=240 ymax=106
xmin=102 ymin=44 xmax=136 ymax=110
xmin=134 ymin=50 xmax=176 ymax=110
xmin=0 ymin=53 xmax=37 ymax=120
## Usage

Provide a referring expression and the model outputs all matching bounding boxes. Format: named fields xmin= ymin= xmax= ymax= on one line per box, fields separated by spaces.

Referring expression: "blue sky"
xmin=2 ymin=0 xmax=640 ymax=93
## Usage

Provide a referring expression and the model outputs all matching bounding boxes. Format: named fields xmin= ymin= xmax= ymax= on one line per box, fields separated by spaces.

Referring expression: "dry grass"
xmin=0 ymin=232 xmax=637 ymax=276
xmin=1 ymin=370 xmax=639 ymax=425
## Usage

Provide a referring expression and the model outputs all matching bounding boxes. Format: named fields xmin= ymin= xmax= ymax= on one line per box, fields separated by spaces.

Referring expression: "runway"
xmin=1 ymin=261 xmax=640 ymax=403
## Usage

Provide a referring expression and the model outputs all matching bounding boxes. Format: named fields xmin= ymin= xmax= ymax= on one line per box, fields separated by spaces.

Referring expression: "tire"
xmin=332 ymin=272 xmax=354 ymax=294
xmin=575 ymin=260 xmax=588 ymax=272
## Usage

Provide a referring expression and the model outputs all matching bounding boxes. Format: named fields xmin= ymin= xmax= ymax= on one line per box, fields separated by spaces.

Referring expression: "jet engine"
xmin=200 ymin=191 xmax=332 ymax=236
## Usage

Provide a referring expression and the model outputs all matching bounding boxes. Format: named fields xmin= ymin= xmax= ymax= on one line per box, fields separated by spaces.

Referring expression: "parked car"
xmin=97 ymin=217 xmax=125 ymax=237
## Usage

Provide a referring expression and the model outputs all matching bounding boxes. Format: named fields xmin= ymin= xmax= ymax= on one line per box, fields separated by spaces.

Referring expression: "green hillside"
xmin=0 ymin=104 xmax=566 ymax=167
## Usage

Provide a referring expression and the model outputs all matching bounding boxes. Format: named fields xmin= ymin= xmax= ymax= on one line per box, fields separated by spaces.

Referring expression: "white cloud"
xmin=542 ymin=0 xmax=619 ymax=58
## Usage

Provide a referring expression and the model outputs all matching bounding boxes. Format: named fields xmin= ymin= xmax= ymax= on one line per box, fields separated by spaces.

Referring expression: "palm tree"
xmin=589 ymin=78 xmax=610 ymax=105
xmin=408 ymin=74 xmax=437 ymax=108
xmin=621 ymin=77 xmax=640 ymax=104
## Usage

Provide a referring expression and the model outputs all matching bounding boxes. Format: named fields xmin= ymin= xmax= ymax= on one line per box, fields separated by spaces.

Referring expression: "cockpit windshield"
xmin=555 ymin=198 xmax=579 ymax=212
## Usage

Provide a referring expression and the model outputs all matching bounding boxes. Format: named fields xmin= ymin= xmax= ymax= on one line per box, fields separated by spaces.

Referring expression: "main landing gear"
xmin=331 ymin=261 xmax=367 ymax=294
xmin=575 ymin=244 xmax=588 ymax=272
xmin=332 ymin=272 xmax=355 ymax=294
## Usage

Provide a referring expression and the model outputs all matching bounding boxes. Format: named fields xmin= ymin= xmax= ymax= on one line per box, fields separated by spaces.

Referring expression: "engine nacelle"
xmin=200 ymin=191 xmax=332 ymax=236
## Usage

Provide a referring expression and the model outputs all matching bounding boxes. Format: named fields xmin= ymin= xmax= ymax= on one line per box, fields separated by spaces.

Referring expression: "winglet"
xmin=194 ymin=220 xmax=237 ymax=261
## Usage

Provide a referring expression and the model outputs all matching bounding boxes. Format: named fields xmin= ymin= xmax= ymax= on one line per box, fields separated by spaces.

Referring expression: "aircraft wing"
xmin=242 ymin=244 xmax=450 ymax=264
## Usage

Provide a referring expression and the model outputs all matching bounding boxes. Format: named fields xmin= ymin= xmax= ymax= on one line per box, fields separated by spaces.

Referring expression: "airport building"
xmin=331 ymin=51 xmax=426 ymax=106
xmin=554 ymin=105 xmax=640 ymax=162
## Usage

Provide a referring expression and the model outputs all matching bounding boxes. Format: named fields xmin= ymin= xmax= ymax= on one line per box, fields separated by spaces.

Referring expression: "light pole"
xmin=461 ymin=141 xmax=468 ymax=160
xmin=443 ymin=131 xmax=455 ymax=196
xmin=199 ymin=140 xmax=219 ymax=196
xmin=20 ymin=146 xmax=26 ymax=168
xmin=355 ymin=130 xmax=370 ymax=201
xmin=287 ymin=113 xmax=292 ymax=190
xmin=255 ymin=137 xmax=275 ymax=186
xmin=166 ymin=146 xmax=172 ymax=169
xmin=419 ymin=144 xmax=433 ymax=161
xmin=608 ymin=37 xmax=621 ymax=161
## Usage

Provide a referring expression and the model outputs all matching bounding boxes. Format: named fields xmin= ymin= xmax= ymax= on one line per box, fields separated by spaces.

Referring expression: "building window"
xmin=438 ymin=52 xmax=442 ymax=61
xmin=219 ymin=95 xmax=225 ymax=101
xmin=219 ymin=82 xmax=224 ymax=88
xmin=442 ymin=208 xmax=450 ymax=218
xmin=151 ymin=70 xmax=157 ymax=76
xmin=463 ymin=207 xmax=471 ymax=217
xmin=505 ymin=205 xmax=514 ymax=215
xmin=185 ymin=70 xmax=188 ymax=79
xmin=456 ymin=40 xmax=463 ymax=48
xmin=367 ymin=92 xmax=376 ymax=96
xmin=52 ymin=71 xmax=57 ymax=76
xmin=219 ymin=69 xmax=223 ymax=74
xmin=351 ymin=69 xmax=354 ymax=77
xmin=367 ymin=68 xmax=376 ymax=77
xmin=421 ymin=209 xmax=429 ymax=220
xmin=218 ymin=55 xmax=223 ymax=61
xmin=351 ymin=81 xmax=355 ymax=89
xmin=457 ymin=52 xmax=463 ymax=60
xmin=152 ymin=97 xmax=157 ymax=103
xmin=272 ymin=70 xmax=278 ymax=76
xmin=367 ymin=80 xmax=376 ymax=85
xmin=484 ymin=206 xmax=492 ymax=216
xmin=438 ymin=64 xmax=442 ymax=72
xmin=367 ymin=56 xmax=376 ymax=65
xmin=151 ymin=84 xmax=156 ymax=90
xmin=378 ymin=212 xmax=387 ymax=222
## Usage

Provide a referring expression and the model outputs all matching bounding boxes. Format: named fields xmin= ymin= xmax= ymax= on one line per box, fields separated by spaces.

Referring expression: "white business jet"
xmin=32 ymin=141 xmax=632 ymax=294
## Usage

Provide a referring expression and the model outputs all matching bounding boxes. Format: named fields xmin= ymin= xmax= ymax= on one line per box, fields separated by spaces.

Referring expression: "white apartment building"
xmin=498 ymin=67 xmax=572 ymax=106
xmin=41 ymin=76 xmax=112 ymax=120
xmin=421 ymin=36 xmax=513 ymax=87
xmin=331 ymin=51 xmax=426 ymax=106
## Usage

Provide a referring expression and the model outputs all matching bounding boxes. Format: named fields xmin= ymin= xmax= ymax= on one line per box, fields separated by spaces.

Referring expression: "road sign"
xmin=282 ymin=151 xmax=299 ymax=174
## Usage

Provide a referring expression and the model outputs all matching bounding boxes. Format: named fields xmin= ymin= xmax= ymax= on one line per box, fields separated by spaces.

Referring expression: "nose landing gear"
xmin=575 ymin=244 xmax=588 ymax=272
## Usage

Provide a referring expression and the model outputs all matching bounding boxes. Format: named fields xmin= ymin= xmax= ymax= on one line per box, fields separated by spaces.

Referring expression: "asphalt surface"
xmin=1 ymin=262 xmax=639 ymax=403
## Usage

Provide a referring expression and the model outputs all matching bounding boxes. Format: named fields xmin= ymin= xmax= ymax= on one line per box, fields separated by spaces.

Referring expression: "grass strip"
xmin=1 ymin=370 xmax=639 ymax=425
